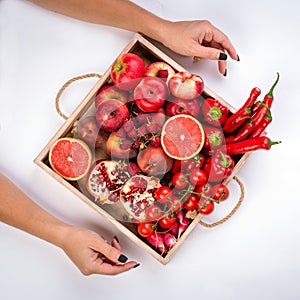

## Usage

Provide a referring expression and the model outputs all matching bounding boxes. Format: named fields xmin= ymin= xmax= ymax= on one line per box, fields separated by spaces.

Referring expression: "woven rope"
xmin=199 ymin=176 xmax=245 ymax=228
xmin=55 ymin=73 xmax=102 ymax=120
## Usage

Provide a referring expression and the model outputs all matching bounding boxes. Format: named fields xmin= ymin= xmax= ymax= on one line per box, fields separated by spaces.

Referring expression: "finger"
xmin=111 ymin=236 xmax=122 ymax=251
xmin=92 ymin=234 xmax=128 ymax=264
xmin=196 ymin=45 xmax=227 ymax=61
xmin=210 ymin=27 xmax=239 ymax=60
xmin=218 ymin=60 xmax=227 ymax=76
xmin=96 ymin=261 xmax=139 ymax=276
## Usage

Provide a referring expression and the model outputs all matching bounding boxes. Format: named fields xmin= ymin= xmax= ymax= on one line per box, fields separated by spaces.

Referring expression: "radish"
xmin=170 ymin=221 xmax=179 ymax=236
xmin=178 ymin=217 xmax=190 ymax=238
xmin=176 ymin=210 xmax=184 ymax=221
xmin=163 ymin=232 xmax=177 ymax=248
xmin=146 ymin=231 xmax=168 ymax=254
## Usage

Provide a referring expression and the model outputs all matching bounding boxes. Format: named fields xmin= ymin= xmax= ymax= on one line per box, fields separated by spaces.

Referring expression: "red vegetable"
xmin=146 ymin=231 xmax=167 ymax=254
xmin=250 ymin=110 xmax=272 ymax=138
xmin=201 ymin=98 xmax=229 ymax=126
xmin=225 ymin=120 xmax=255 ymax=143
xmin=178 ymin=217 xmax=190 ymax=238
xmin=222 ymin=87 xmax=261 ymax=133
xmin=203 ymin=124 xmax=225 ymax=149
xmin=202 ymin=151 xmax=235 ymax=183
xmin=225 ymin=136 xmax=281 ymax=155
xmin=163 ymin=232 xmax=177 ymax=248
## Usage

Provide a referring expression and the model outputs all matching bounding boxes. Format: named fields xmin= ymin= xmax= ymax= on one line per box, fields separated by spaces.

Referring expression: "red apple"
xmin=133 ymin=77 xmax=168 ymax=112
xmin=144 ymin=61 xmax=175 ymax=82
xmin=106 ymin=132 xmax=137 ymax=159
xmin=168 ymin=71 xmax=204 ymax=100
xmin=110 ymin=53 xmax=145 ymax=91
xmin=95 ymin=83 xmax=128 ymax=108
xmin=96 ymin=99 xmax=129 ymax=132
xmin=76 ymin=116 xmax=109 ymax=148
xmin=165 ymin=97 xmax=200 ymax=118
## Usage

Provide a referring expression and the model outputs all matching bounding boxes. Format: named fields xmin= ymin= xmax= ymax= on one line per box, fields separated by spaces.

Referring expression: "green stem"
xmin=266 ymin=72 xmax=280 ymax=98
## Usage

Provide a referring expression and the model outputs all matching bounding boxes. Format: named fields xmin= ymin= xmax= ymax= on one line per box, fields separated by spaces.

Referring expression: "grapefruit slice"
xmin=49 ymin=137 xmax=92 ymax=181
xmin=161 ymin=114 xmax=205 ymax=160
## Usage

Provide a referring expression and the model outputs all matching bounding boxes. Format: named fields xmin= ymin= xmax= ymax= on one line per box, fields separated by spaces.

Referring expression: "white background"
xmin=1 ymin=0 xmax=300 ymax=299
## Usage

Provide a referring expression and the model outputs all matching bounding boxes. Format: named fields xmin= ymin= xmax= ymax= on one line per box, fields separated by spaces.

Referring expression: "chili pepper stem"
xmin=266 ymin=72 xmax=280 ymax=98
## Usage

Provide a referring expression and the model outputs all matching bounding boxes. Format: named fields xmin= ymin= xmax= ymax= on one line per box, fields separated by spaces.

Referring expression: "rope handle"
xmin=199 ymin=176 xmax=245 ymax=228
xmin=55 ymin=73 xmax=102 ymax=120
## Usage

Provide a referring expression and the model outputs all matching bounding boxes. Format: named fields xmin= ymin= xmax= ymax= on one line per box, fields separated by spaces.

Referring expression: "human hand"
xmin=160 ymin=20 xmax=239 ymax=75
xmin=61 ymin=226 xmax=139 ymax=276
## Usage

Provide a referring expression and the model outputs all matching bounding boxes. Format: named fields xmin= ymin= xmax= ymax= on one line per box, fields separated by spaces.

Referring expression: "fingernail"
xmin=118 ymin=254 xmax=128 ymax=263
xmin=114 ymin=236 xmax=119 ymax=243
xmin=223 ymin=69 xmax=227 ymax=77
xmin=219 ymin=52 xmax=227 ymax=60
xmin=237 ymin=54 xmax=240 ymax=61
xmin=132 ymin=263 xmax=140 ymax=269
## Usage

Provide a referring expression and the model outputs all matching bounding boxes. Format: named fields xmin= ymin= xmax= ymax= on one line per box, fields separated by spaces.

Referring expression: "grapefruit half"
xmin=161 ymin=114 xmax=205 ymax=160
xmin=49 ymin=137 xmax=92 ymax=181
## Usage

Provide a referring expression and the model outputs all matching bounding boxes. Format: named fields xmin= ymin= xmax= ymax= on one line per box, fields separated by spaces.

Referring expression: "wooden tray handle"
xmin=55 ymin=73 xmax=102 ymax=120
xmin=199 ymin=176 xmax=245 ymax=228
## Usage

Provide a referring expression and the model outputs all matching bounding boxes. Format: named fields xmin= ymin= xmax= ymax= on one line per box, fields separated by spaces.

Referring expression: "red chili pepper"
xmin=222 ymin=87 xmax=261 ymax=133
xmin=251 ymin=72 xmax=280 ymax=114
xmin=202 ymin=151 xmax=235 ymax=183
xmin=225 ymin=136 xmax=281 ymax=155
xmin=250 ymin=110 xmax=272 ymax=138
xmin=201 ymin=98 xmax=229 ymax=126
xmin=225 ymin=120 xmax=255 ymax=143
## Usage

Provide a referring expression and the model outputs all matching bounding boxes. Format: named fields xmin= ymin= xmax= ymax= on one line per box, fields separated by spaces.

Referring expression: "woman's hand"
xmin=160 ymin=20 xmax=239 ymax=75
xmin=61 ymin=226 xmax=139 ymax=276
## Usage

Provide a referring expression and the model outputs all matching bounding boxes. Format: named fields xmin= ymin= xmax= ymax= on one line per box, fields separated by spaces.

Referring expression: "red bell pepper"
xmin=202 ymin=151 xmax=235 ymax=183
xmin=203 ymin=124 xmax=225 ymax=149
xmin=201 ymin=98 xmax=229 ymax=126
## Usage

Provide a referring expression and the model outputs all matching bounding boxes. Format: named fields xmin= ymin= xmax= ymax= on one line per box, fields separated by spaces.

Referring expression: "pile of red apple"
xmin=74 ymin=52 xmax=231 ymax=255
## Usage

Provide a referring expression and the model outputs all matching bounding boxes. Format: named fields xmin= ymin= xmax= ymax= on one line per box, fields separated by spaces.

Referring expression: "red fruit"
xmin=137 ymin=146 xmax=173 ymax=176
xmin=95 ymin=84 xmax=128 ymax=108
xmin=96 ymin=99 xmax=129 ymax=132
xmin=120 ymin=174 xmax=161 ymax=221
xmin=133 ymin=77 xmax=168 ymax=112
xmin=85 ymin=159 xmax=133 ymax=204
xmin=76 ymin=116 xmax=109 ymax=148
xmin=144 ymin=61 xmax=175 ymax=82
xmin=161 ymin=114 xmax=205 ymax=160
xmin=106 ymin=132 xmax=137 ymax=159
xmin=168 ymin=71 xmax=204 ymax=100
xmin=110 ymin=53 xmax=145 ymax=91
xmin=165 ymin=97 xmax=200 ymax=118
xmin=49 ymin=137 xmax=92 ymax=181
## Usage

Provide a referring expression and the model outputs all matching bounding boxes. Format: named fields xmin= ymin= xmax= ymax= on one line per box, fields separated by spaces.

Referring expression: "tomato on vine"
xmin=158 ymin=213 xmax=176 ymax=229
xmin=189 ymin=169 xmax=207 ymax=186
xmin=137 ymin=222 xmax=156 ymax=238
xmin=172 ymin=172 xmax=189 ymax=189
xmin=154 ymin=186 xmax=172 ymax=204
xmin=198 ymin=199 xmax=215 ymax=215
xmin=184 ymin=194 xmax=199 ymax=211
xmin=145 ymin=204 xmax=163 ymax=221
xmin=212 ymin=184 xmax=230 ymax=202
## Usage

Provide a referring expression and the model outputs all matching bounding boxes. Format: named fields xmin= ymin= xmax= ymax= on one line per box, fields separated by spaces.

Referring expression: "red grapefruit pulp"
xmin=49 ymin=137 xmax=92 ymax=181
xmin=161 ymin=114 xmax=205 ymax=160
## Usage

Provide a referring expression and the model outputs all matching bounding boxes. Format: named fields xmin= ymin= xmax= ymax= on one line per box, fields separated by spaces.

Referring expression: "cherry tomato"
xmin=189 ymin=169 xmax=207 ymax=186
xmin=145 ymin=205 xmax=163 ymax=221
xmin=194 ymin=182 xmax=213 ymax=197
xmin=154 ymin=186 xmax=172 ymax=204
xmin=184 ymin=194 xmax=199 ymax=211
xmin=158 ymin=213 xmax=176 ymax=229
xmin=212 ymin=184 xmax=230 ymax=202
xmin=198 ymin=199 xmax=215 ymax=215
xmin=172 ymin=172 xmax=189 ymax=189
xmin=137 ymin=222 xmax=155 ymax=238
